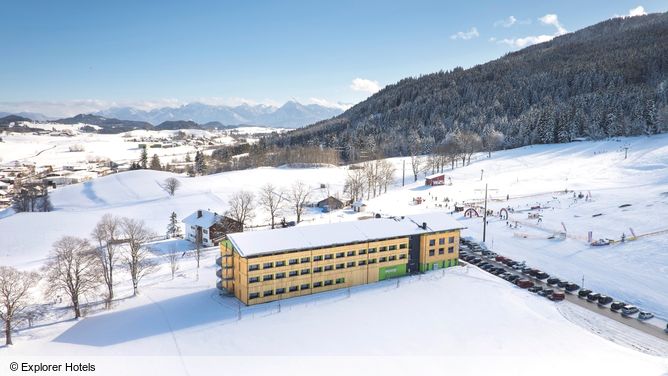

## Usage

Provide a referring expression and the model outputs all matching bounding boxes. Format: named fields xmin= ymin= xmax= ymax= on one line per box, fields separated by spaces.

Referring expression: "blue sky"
xmin=1 ymin=0 xmax=667 ymax=116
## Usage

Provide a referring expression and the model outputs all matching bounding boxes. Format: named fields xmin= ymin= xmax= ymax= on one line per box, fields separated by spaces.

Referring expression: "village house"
xmin=316 ymin=196 xmax=345 ymax=212
xmin=425 ymin=173 xmax=446 ymax=186
xmin=183 ymin=209 xmax=243 ymax=247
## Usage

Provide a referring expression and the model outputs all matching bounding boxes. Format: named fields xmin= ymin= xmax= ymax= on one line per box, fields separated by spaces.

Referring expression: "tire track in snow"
xmin=144 ymin=294 xmax=191 ymax=376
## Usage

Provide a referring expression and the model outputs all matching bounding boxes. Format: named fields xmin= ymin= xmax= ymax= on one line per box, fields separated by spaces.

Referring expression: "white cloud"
xmin=450 ymin=27 xmax=480 ymax=40
xmin=305 ymin=98 xmax=352 ymax=111
xmin=538 ymin=14 xmax=567 ymax=35
xmin=494 ymin=13 xmax=567 ymax=49
xmin=627 ymin=6 xmax=647 ymax=17
xmin=350 ymin=78 xmax=381 ymax=94
xmin=494 ymin=16 xmax=517 ymax=28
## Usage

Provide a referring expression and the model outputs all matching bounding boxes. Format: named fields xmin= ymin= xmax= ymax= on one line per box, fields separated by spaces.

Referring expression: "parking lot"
xmin=459 ymin=239 xmax=668 ymax=343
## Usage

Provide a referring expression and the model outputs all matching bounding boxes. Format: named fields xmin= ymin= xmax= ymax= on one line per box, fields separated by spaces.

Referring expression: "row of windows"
xmin=248 ymin=254 xmax=408 ymax=283
xmin=428 ymin=246 xmax=455 ymax=256
xmin=428 ymin=236 xmax=456 ymax=247
xmin=249 ymin=278 xmax=347 ymax=299
xmin=248 ymin=243 xmax=408 ymax=271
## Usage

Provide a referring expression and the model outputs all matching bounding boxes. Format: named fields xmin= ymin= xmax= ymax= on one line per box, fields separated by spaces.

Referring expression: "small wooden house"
xmin=425 ymin=173 xmax=445 ymax=186
xmin=317 ymin=196 xmax=344 ymax=212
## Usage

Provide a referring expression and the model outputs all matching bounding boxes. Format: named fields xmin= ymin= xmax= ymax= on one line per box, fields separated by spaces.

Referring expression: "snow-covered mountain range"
xmin=96 ymin=101 xmax=345 ymax=128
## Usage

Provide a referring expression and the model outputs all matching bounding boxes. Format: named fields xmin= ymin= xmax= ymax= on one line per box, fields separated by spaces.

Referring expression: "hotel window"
xmin=289 ymin=286 xmax=298 ymax=292
xmin=313 ymin=282 xmax=322 ymax=288
xmin=389 ymin=255 xmax=396 ymax=261
xmin=388 ymin=245 xmax=397 ymax=251
xmin=324 ymin=265 xmax=333 ymax=271
xmin=359 ymin=249 xmax=367 ymax=255
xmin=335 ymin=278 xmax=345 ymax=284
xmin=336 ymin=252 xmax=345 ymax=258
xmin=275 ymin=261 xmax=286 ymax=267
xmin=300 ymin=284 xmax=310 ymax=290
xmin=263 ymin=275 xmax=273 ymax=281
xmin=324 ymin=254 xmax=333 ymax=260
xmin=429 ymin=239 xmax=436 ymax=246
xmin=301 ymin=268 xmax=310 ymax=275
xmin=324 ymin=280 xmax=333 ymax=286
xmin=249 ymin=293 xmax=260 ymax=299
xmin=399 ymin=243 xmax=407 ymax=249
xmin=347 ymin=261 xmax=356 ymax=268
xmin=275 ymin=272 xmax=286 ymax=279
xmin=448 ymin=246 xmax=454 ymax=253
xmin=276 ymin=288 xmax=286 ymax=295
xmin=369 ymin=258 xmax=377 ymax=264
xmin=379 ymin=246 xmax=387 ymax=252
xmin=264 ymin=290 xmax=274 ymax=297
xmin=313 ymin=267 xmax=323 ymax=273
xmin=399 ymin=254 xmax=407 ymax=259
xmin=449 ymin=236 xmax=455 ymax=244
xmin=249 ymin=277 xmax=260 ymax=283
xmin=313 ymin=255 xmax=323 ymax=261
xmin=301 ymin=257 xmax=310 ymax=263
xmin=379 ymin=257 xmax=387 ymax=263
xmin=347 ymin=250 xmax=356 ymax=257
xmin=439 ymin=248 xmax=445 ymax=255
xmin=289 ymin=270 xmax=299 ymax=277
xmin=336 ymin=263 xmax=345 ymax=270
xmin=429 ymin=250 xmax=435 ymax=256
xmin=439 ymin=238 xmax=445 ymax=245
xmin=289 ymin=258 xmax=299 ymax=265
xmin=368 ymin=248 xmax=377 ymax=254
xmin=263 ymin=262 xmax=273 ymax=269
xmin=358 ymin=260 xmax=367 ymax=266
xmin=249 ymin=264 xmax=259 ymax=271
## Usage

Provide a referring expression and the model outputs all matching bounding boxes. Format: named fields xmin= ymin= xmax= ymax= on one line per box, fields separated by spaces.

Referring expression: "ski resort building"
xmin=217 ymin=212 xmax=464 ymax=305
xmin=183 ymin=209 xmax=243 ymax=247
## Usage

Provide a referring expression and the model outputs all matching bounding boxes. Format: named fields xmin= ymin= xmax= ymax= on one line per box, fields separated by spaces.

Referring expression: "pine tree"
xmin=150 ymin=154 xmax=162 ymax=170
xmin=166 ymin=212 xmax=181 ymax=238
xmin=139 ymin=147 xmax=148 ymax=169
xmin=645 ymin=99 xmax=659 ymax=135
xmin=194 ymin=151 xmax=206 ymax=175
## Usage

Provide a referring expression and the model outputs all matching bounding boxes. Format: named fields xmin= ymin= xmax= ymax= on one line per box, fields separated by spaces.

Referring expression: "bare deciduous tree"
xmin=410 ymin=155 xmax=423 ymax=182
xmin=43 ymin=236 xmax=102 ymax=319
xmin=289 ymin=181 xmax=311 ymax=223
xmin=120 ymin=218 xmax=157 ymax=296
xmin=160 ymin=177 xmax=181 ymax=196
xmin=258 ymin=184 xmax=285 ymax=229
xmin=91 ymin=213 xmax=121 ymax=307
xmin=343 ymin=168 xmax=366 ymax=202
xmin=226 ymin=190 xmax=255 ymax=228
xmin=167 ymin=248 xmax=179 ymax=280
xmin=0 ymin=266 xmax=39 ymax=345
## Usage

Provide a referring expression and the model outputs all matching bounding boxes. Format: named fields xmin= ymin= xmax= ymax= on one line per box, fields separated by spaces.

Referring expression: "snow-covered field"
xmin=1 ymin=134 xmax=668 ymax=375
xmin=0 ymin=124 xmax=279 ymax=167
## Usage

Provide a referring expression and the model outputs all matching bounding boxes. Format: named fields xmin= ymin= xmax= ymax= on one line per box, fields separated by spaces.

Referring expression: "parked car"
xmin=547 ymin=277 xmax=561 ymax=285
xmin=538 ymin=288 xmax=554 ymax=297
xmin=597 ymin=295 xmax=613 ymax=306
xmin=515 ymin=279 xmax=534 ymax=288
xmin=621 ymin=305 xmax=639 ymax=316
xmin=521 ymin=266 xmax=533 ymax=274
xmin=471 ymin=257 xmax=483 ymax=264
xmin=638 ymin=311 xmax=654 ymax=320
xmin=586 ymin=292 xmax=601 ymax=302
xmin=610 ymin=301 xmax=626 ymax=312
xmin=549 ymin=292 xmax=566 ymax=301
xmin=512 ymin=264 xmax=524 ymax=270
xmin=507 ymin=275 xmax=520 ymax=283
xmin=557 ymin=280 xmax=569 ymax=288
xmin=565 ymin=283 xmax=580 ymax=292
xmin=528 ymin=286 xmax=543 ymax=293
xmin=492 ymin=268 xmax=506 ymax=275
xmin=535 ymin=271 xmax=550 ymax=280
xmin=481 ymin=264 xmax=494 ymax=271
xmin=578 ymin=289 xmax=592 ymax=298
xmin=495 ymin=255 xmax=507 ymax=262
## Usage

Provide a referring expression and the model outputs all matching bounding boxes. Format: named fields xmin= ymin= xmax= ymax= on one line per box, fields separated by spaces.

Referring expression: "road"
xmin=460 ymin=248 xmax=668 ymax=344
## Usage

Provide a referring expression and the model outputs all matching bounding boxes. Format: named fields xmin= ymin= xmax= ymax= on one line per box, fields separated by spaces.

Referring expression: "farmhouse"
xmin=218 ymin=212 xmax=464 ymax=305
xmin=316 ymin=196 xmax=344 ymax=212
xmin=425 ymin=173 xmax=445 ymax=186
xmin=183 ymin=209 xmax=243 ymax=247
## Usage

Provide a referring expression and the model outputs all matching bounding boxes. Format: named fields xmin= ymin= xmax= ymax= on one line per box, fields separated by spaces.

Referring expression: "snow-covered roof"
xmin=182 ymin=209 xmax=221 ymax=228
xmin=227 ymin=212 xmax=464 ymax=257
xmin=426 ymin=173 xmax=445 ymax=179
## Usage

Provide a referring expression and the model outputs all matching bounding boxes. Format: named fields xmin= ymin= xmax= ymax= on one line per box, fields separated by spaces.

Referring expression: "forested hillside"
xmin=273 ymin=13 xmax=668 ymax=160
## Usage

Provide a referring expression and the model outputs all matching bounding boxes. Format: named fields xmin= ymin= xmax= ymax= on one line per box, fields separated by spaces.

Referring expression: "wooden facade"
xmin=218 ymin=226 xmax=460 ymax=305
